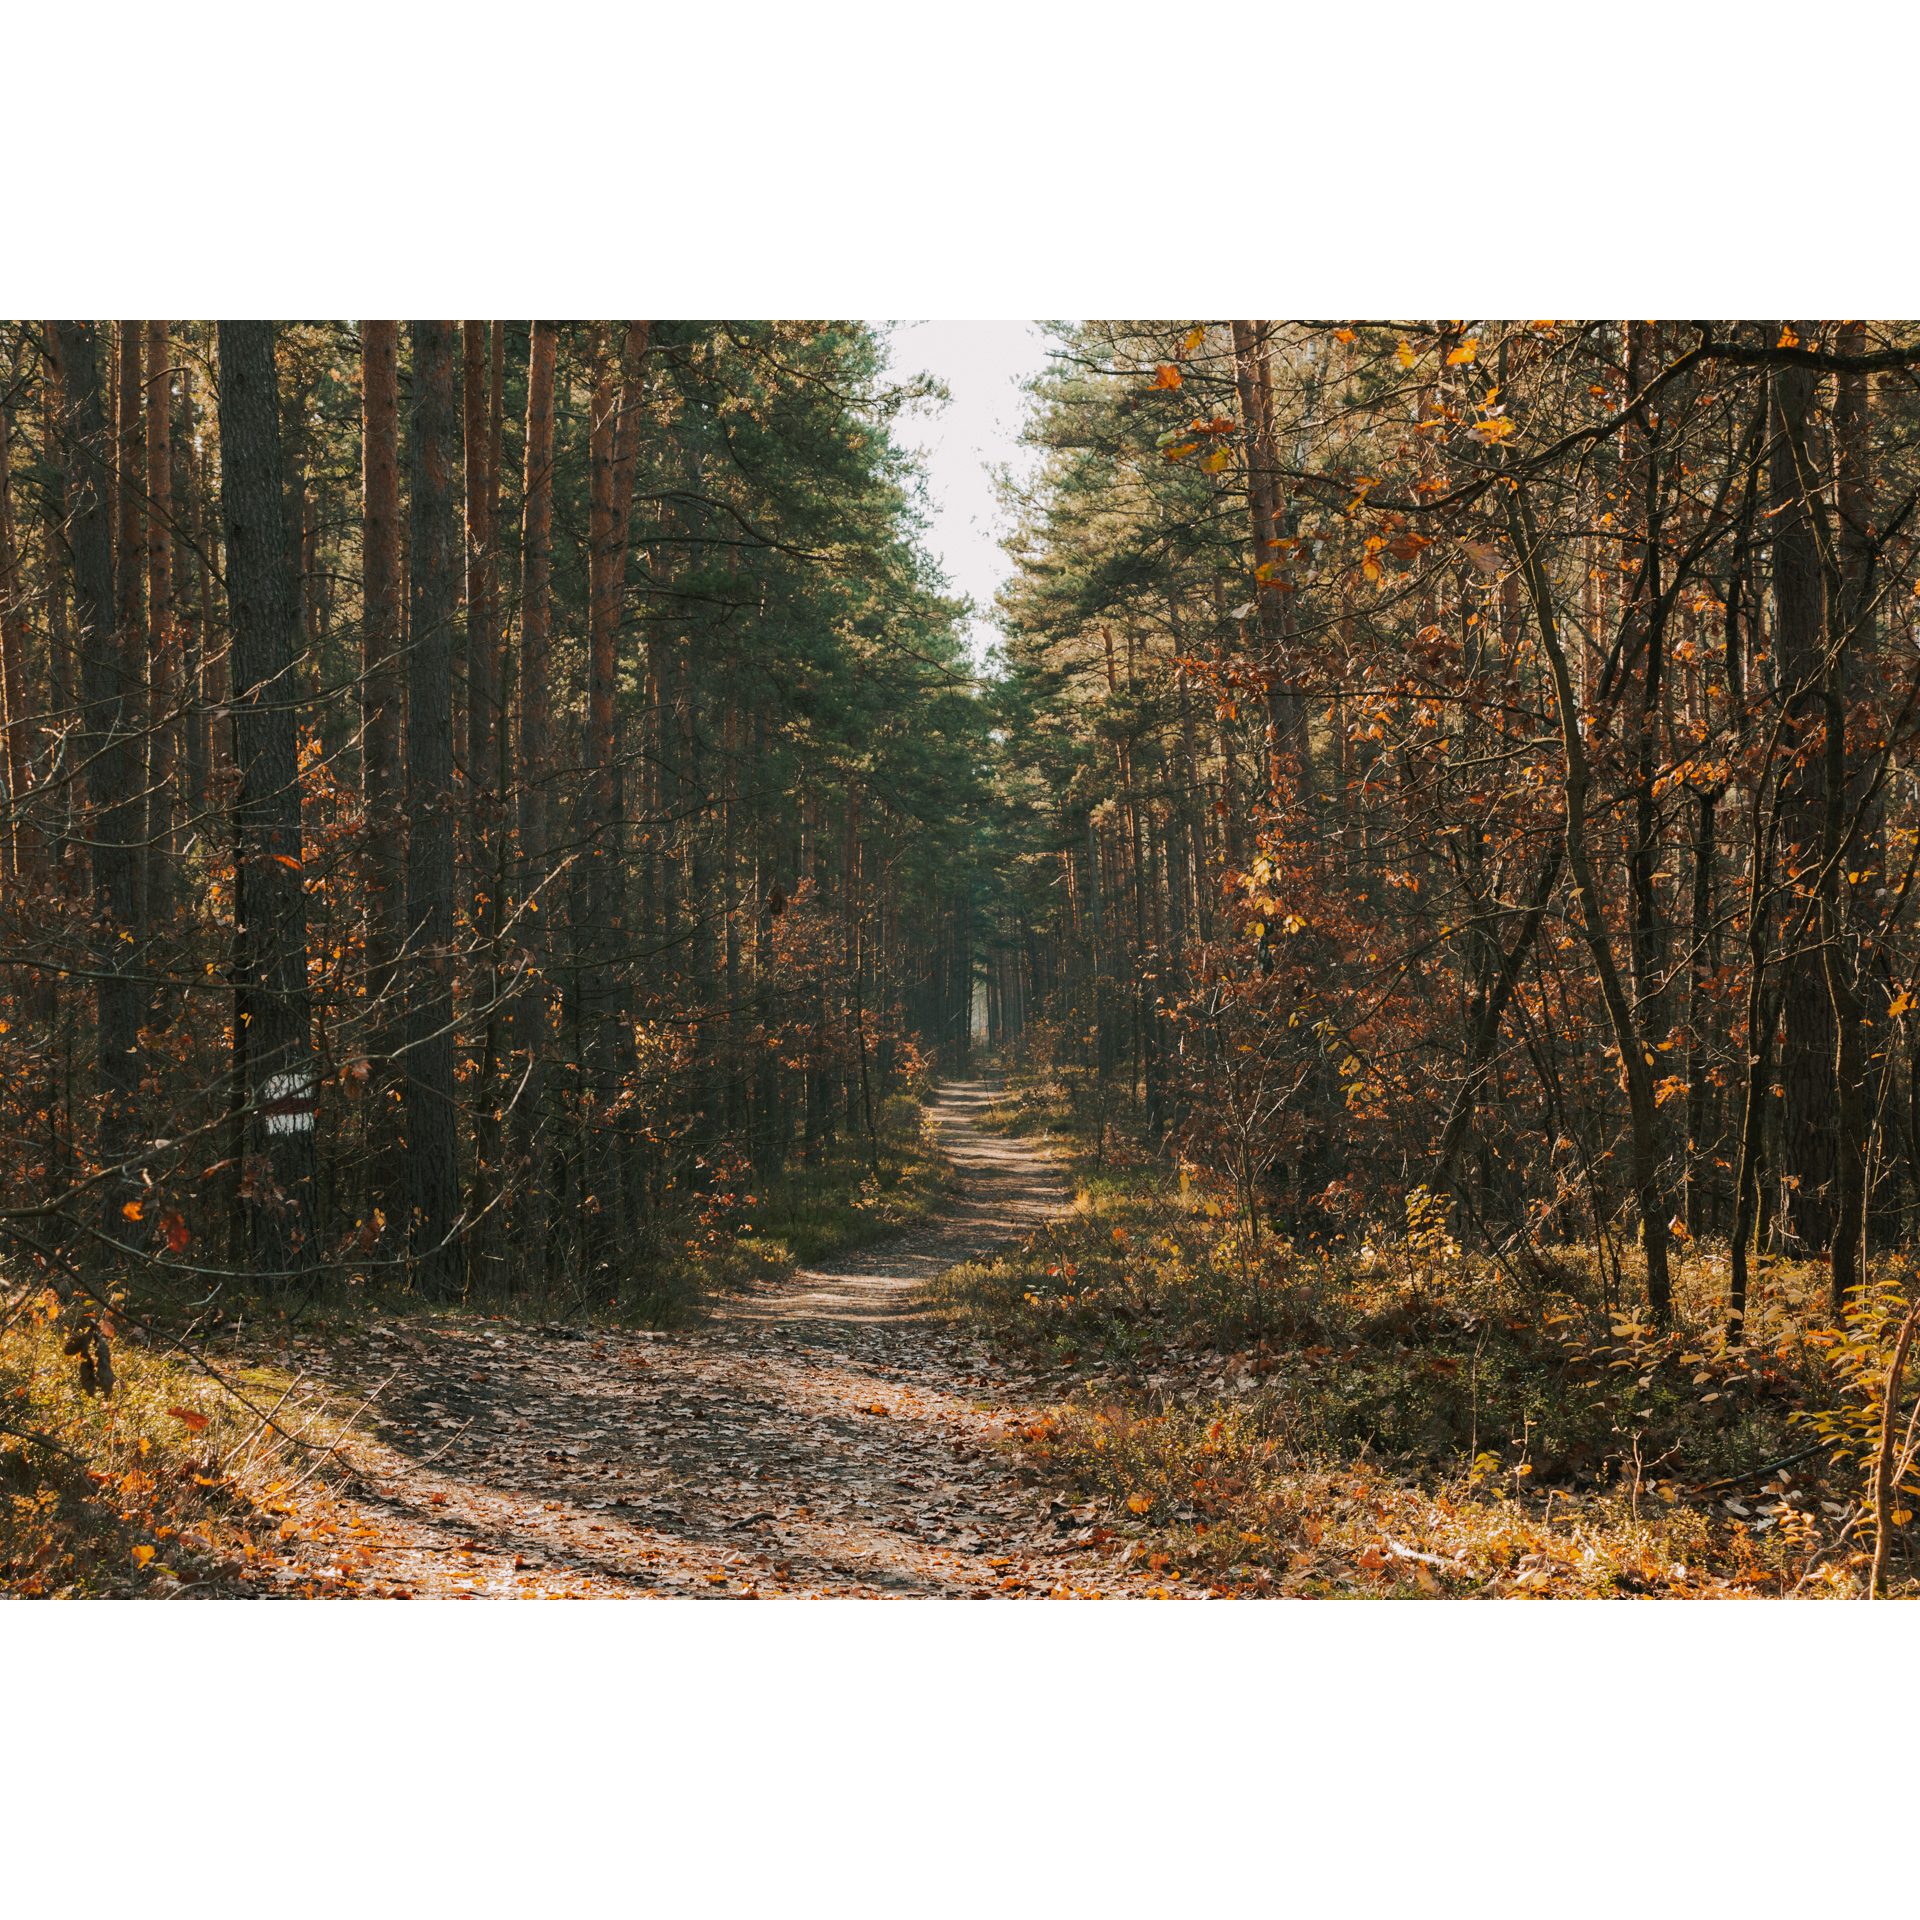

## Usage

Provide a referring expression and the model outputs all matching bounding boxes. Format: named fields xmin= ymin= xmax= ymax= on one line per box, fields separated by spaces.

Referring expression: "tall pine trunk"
xmin=55 ymin=323 xmax=143 ymax=1239
xmin=145 ymin=320 xmax=174 ymax=939
xmin=510 ymin=320 xmax=558 ymax=1291
xmin=217 ymin=321 xmax=318 ymax=1275
xmin=405 ymin=321 xmax=462 ymax=1298
xmin=359 ymin=321 xmax=406 ymax=1249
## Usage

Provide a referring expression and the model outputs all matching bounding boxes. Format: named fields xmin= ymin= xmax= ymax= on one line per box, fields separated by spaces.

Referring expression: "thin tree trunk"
xmin=144 ymin=321 xmax=174 ymax=938
xmin=115 ymin=322 xmax=148 ymax=948
xmin=360 ymin=321 xmax=406 ymax=1248
xmin=510 ymin=320 xmax=558 ymax=1290
xmin=405 ymin=321 xmax=462 ymax=1298
xmin=0 ymin=406 xmax=34 ymax=881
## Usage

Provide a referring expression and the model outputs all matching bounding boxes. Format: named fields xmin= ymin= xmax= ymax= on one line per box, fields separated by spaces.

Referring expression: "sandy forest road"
xmin=257 ymin=1081 xmax=1166 ymax=1600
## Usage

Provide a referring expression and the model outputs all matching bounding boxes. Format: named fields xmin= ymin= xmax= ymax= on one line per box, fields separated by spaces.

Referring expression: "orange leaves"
xmin=1150 ymin=363 xmax=1183 ymax=390
xmin=130 ymin=1544 xmax=155 ymax=1569
xmin=1333 ymin=328 xmax=1356 ymax=345
xmin=1127 ymin=1493 xmax=1153 ymax=1514
xmin=121 ymin=1200 xmax=143 ymax=1221
xmin=160 ymin=1212 xmax=190 ymax=1254
xmin=166 ymin=1407 xmax=210 ymax=1433
xmin=272 ymin=853 xmax=303 ymax=871
xmin=1395 ymin=340 xmax=1416 ymax=369
xmin=1446 ymin=341 xmax=1478 ymax=366
xmin=1180 ymin=326 xmax=1207 ymax=354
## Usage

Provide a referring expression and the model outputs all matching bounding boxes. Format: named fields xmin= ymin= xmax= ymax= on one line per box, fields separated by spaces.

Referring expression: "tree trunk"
xmin=359 ymin=321 xmax=406 ymax=1250
xmin=144 ymin=320 xmax=174 ymax=940
xmin=217 ymin=321 xmax=317 ymax=1276
xmin=510 ymin=320 xmax=558 ymax=1290
xmin=405 ymin=321 xmax=462 ymax=1298
xmin=0 ymin=405 xmax=34 ymax=882
xmin=1771 ymin=338 xmax=1840 ymax=1255
xmin=463 ymin=321 xmax=506 ymax=1294
xmin=55 ymin=323 xmax=144 ymax=1240
xmin=114 ymin=322 xmax=148 ymax=948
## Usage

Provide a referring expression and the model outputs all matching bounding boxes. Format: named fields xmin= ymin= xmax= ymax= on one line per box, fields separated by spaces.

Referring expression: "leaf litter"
xmin=227 ymin=1082 xmax=1199 ymax=1600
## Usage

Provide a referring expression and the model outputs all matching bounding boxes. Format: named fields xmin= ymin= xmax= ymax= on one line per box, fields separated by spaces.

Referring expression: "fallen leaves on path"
xmin=204 ymin=1083 xmax=1213 ymax=1601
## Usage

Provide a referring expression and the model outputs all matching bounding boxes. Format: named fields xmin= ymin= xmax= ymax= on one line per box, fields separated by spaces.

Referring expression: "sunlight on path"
xmin=255 ymin=1081 xmax=1168 ymax=1601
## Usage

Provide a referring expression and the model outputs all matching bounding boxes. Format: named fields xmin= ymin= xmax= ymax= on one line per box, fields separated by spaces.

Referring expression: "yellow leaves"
xmin=1396 ymin=340 xmax=1416 ymax=369
xmin=1777 ymin=325 xmax=1800 ymax=349
xmin=1181 ymin=325 xmax=1207 ymax=353
xmin=1667 ymin=1216 xmax=1692 ymax=1243
xmin=1888 ymin=992 xmax=1915 ymax=1019
xmin=121 ymin=1200 xmax=144 ymax=1221
xmin=1162 ymin=442 xmax=1197 ymax=462
xmin=1127 ymin=1494 xmax=1153 ymax=1514
xmin=1151 ymin=364 xmax=1184 ymax=390
xmin=130 ymin=1544 xmax=155 ymax=1569
xmin=1446 ymin=341 xmax=1478 ymax=366
xmin=1200 ymin=447 xmax=1229 ymax=474
xmin=1655 ymin=1074 xmax=1689 ymax=1108
xmin=1334 ymin=329 xmax=1356 ymax=344
xmin=1361 ymin=558 xmax=1382 ymax=583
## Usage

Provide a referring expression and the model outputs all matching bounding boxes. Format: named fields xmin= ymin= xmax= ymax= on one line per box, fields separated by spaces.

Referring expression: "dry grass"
xmin=0 ymin=1286 xmax=352 ymax=1597
xmin=929 ymin=1068 xmax=1916 ymax=1599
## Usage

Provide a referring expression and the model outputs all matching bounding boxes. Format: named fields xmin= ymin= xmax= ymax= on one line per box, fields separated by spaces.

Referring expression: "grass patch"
xmin=740 ymin=1113 xmax=953 ymax=1270
xmin=0 ymin=1287 xmax=341 ymax=1597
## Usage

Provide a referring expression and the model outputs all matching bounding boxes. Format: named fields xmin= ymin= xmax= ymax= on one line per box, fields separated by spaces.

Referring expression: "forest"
xmin=4 ymin=318 xmax=1919 ymax=1601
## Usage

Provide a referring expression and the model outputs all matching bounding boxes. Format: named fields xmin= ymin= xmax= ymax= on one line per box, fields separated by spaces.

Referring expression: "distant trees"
xmin=0 ymin=318 xmax=978 ymax=1323
xmin=989 ymin=321 xmax=1920 ymax=1332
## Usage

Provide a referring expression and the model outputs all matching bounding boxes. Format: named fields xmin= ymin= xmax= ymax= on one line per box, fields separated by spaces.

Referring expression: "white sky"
xmin=879 ymin=321 xmax=1054 ymax=667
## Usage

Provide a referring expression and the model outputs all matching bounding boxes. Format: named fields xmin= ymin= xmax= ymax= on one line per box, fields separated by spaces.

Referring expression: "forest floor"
xmin=91 ymin=1078 xmax=1204 ymax=1600
xmin=14 ymin=1076 xmax=1906 ymax=1599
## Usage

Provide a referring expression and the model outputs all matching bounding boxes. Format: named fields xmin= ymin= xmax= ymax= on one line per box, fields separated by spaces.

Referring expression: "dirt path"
xmin=243 ymin=1081 xmax=1164 ymax=1600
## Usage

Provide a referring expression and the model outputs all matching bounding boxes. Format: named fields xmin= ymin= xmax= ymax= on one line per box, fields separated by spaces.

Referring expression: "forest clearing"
xmin=4 ymin=319 xmax=1920 ymax=1602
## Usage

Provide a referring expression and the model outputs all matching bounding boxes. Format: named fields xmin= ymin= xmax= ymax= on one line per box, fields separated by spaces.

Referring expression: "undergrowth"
xmin=0 ymin=1286 xmax=330 ymax=1597
xmin=929 ymin=1060 xmax=1918 ymax=1598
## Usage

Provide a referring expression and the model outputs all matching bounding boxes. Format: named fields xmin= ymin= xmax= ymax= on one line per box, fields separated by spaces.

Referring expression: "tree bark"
xmin=405 ymin=321 xmax=462 ymax=1298
xmin=0 ymin=405 xmax=33 ymax=882
xmin=217 ymin=321 xmax=317 ymax=1275
xmin=54 ymin=323 xmax=144 ymax=1239
xmin=1771 ymin=337 xmax=1840 ymax=1254
xmin=359 ymin=321 xmax=406 ymax=1247
xmin=510 ymin=320 xmax=558 ymax=1289
xmin=115 ymin=322 xmax=148 ymax=946
xmin=144 ymin=320 xmax=174 ymax=938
